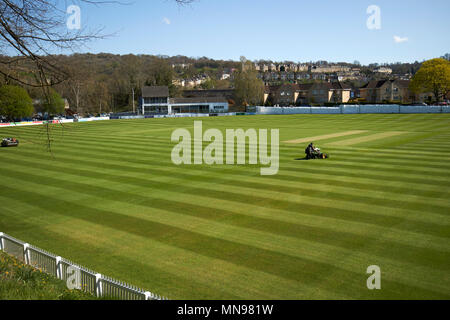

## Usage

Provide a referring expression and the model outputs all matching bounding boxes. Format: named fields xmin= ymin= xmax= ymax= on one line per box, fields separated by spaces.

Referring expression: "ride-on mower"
xmin=305 ymin=143 xmax=329 ymax=160
xmin=1 ymin=138 xmax=19 ymax=147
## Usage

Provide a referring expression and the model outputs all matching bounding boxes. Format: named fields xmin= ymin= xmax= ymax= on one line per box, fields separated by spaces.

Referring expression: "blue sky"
xmin=71 ymin=0 xmax=450 ymax=65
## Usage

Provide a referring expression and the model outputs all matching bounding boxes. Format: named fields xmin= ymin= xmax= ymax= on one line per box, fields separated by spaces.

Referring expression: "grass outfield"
xmin=0 ymin=114 xmax=449 ymax=299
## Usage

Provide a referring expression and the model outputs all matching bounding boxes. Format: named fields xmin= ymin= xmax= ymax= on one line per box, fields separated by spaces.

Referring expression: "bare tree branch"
xmin=0 ymin=0 xmax=195 ymax=151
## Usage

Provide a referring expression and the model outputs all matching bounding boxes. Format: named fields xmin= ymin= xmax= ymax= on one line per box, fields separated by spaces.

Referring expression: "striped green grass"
xmin=0 ymin=114 xmax=449 ymax=299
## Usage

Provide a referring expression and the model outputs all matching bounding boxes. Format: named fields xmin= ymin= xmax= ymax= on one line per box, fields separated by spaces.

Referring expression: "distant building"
xmin=359 ymin=80 xmax=413 ymax=103
xmin=310 ymin=65 xmax=351 ymax=73
xmin=296 ymin=73 xmax=310 ymax=80
xmin=263 ymin=82 xmax=351 ymax=106
xmin=307 ymin=82 xmax=352 ymax=104
xmin=141 ymin=86 xmax=229 ymax=114
xmin=264 ymin=84 xmax=298 ymax=106
xmin=172 ymin=63 xmax=191 ymax=69
xmin=374 ymin=67 xmax=393 ymax=74
xmin=172 ymin=79 xmax=185 ymax=87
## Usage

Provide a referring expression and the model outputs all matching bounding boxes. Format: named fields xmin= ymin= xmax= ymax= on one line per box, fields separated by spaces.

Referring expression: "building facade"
xmin=141 ymin=86 xmax=229 ymax=115
xmin=264 ymin=82 xmax=351 ymax=106
xmin=359 ymin=80 xmax=414 ymax=103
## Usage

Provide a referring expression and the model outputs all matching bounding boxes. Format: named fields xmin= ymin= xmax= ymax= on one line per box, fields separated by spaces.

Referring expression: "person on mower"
xmin=305 ymin=142 xmax=315 ymax=159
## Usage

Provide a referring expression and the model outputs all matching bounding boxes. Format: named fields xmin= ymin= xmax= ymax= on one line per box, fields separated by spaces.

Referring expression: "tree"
xmin=200 ymin=79 xmax=215 ymax=90
xmin=63 ymin=62 xmax=90 ymax=115
xmin=0 ymin=0 xmax=193 ymax=86
xmin=41 ymin=89 xmax=65 ymax=115
xmin=0 ymin=85 xmax=34 ymax=121
xmin=145 ymin=57 xmax=178 ymax=96
xmin=146 ymin=58 xmax=173 ymax=86
xmin=410 ymin=58 xmax=450 ymax=103
xmin=0 ymin=0 xmax=110 ymax=88
xmin=233 ymin=58 xmax=264 ymax=106
xmin=91 ymin=80 xmax=110 ymax=114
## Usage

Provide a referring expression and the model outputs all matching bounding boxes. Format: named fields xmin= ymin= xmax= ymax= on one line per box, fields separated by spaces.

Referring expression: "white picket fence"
xmin=0 ymin=232 xmax=167 ymax=300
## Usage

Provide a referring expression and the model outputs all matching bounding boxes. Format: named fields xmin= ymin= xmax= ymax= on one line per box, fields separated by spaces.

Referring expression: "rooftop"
xmin=360 ymin=80 xmax=410 ymax=89
xmin=142 ymin=86 xmax=169 ymax=98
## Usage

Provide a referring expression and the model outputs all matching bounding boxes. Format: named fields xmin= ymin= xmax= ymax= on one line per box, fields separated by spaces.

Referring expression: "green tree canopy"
xmin=145 ymin=57 xmax=177 ymax=96
xmin=410 ymin=58 xmax=450 ymax=102
xmin=41 ymin=89 xmax=65 ymax=115
xmin=200 ymin=79 xmax=215 ymax=90
xmin=233 ymin=59 xmax=264 ymax=106
xmin=0 ymin=85 xmax=34 ymax=121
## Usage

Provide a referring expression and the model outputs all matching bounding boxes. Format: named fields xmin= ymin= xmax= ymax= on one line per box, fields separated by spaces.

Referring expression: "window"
xmin=144 ymin=106 xmax=168 ymax=114
xmin=175 ymin=104 xmax=210 ymax=113
xmin=144 ymin=97 xmax=168 ymax=104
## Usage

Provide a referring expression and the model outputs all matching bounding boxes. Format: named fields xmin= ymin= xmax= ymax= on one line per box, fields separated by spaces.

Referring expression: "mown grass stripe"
xmin=283 ymin=130 xmax=367 ymax=144
xmin=327 ymin=131 xmax=409 ymax=146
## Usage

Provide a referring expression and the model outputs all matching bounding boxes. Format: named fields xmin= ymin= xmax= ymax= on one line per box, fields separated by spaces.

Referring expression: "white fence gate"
xmin=0 ymin=232 xmax=167 ymax=300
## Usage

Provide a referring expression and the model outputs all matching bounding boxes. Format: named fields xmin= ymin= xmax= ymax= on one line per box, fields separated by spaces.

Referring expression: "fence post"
xmin=0 ymin=232 xmax=4 ymax=251
xmin=23 ymin=243 xmax=30 ymax=265
xmin=55 ymin=256 xmax=62 ymax=279
xmin=144 ymin=291 xmax=152 ymax=300
xmin=95 ymin=273 xmax=103 ymax=297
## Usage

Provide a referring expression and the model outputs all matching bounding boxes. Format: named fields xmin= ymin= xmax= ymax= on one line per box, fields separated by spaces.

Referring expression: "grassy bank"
xmin=0 ymin=251 xmax=97 ymax=300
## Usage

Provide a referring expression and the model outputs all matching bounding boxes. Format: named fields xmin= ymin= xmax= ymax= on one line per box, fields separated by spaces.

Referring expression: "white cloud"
xmin=162 ymin=17 xmax=171 ymax=25
xmin=393 ymin=36 xmax=408 ymax=43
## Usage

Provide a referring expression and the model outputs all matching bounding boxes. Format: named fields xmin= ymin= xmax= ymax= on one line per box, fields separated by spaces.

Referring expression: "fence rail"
xmin=256 ymin=105 xmax=450 ymax=115
xmin=0 ymin=232 xmax=167 ymax=300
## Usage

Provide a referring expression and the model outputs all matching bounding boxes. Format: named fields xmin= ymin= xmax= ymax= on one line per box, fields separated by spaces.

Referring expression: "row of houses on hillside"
xmin=255 ymin=63 xmax=309 ymax=73
xmin=258 ymin=71 xmax=366 ymax=83
xmin=265 ymin=79 xmax=437 ymax=106
xmin=264 ymin=82 xmax=353 ymax=106
xmin=172 ymin=74 xmax=209 ymax=87
xmin=254 ymin=63 xmax=358 ymax=74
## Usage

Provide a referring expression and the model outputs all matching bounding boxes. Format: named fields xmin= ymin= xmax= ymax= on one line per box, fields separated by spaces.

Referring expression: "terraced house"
xmin=264 ymin=82 xmax=352 ymax=106
xmin=359 ymin=80 xmax=414 ymax=104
